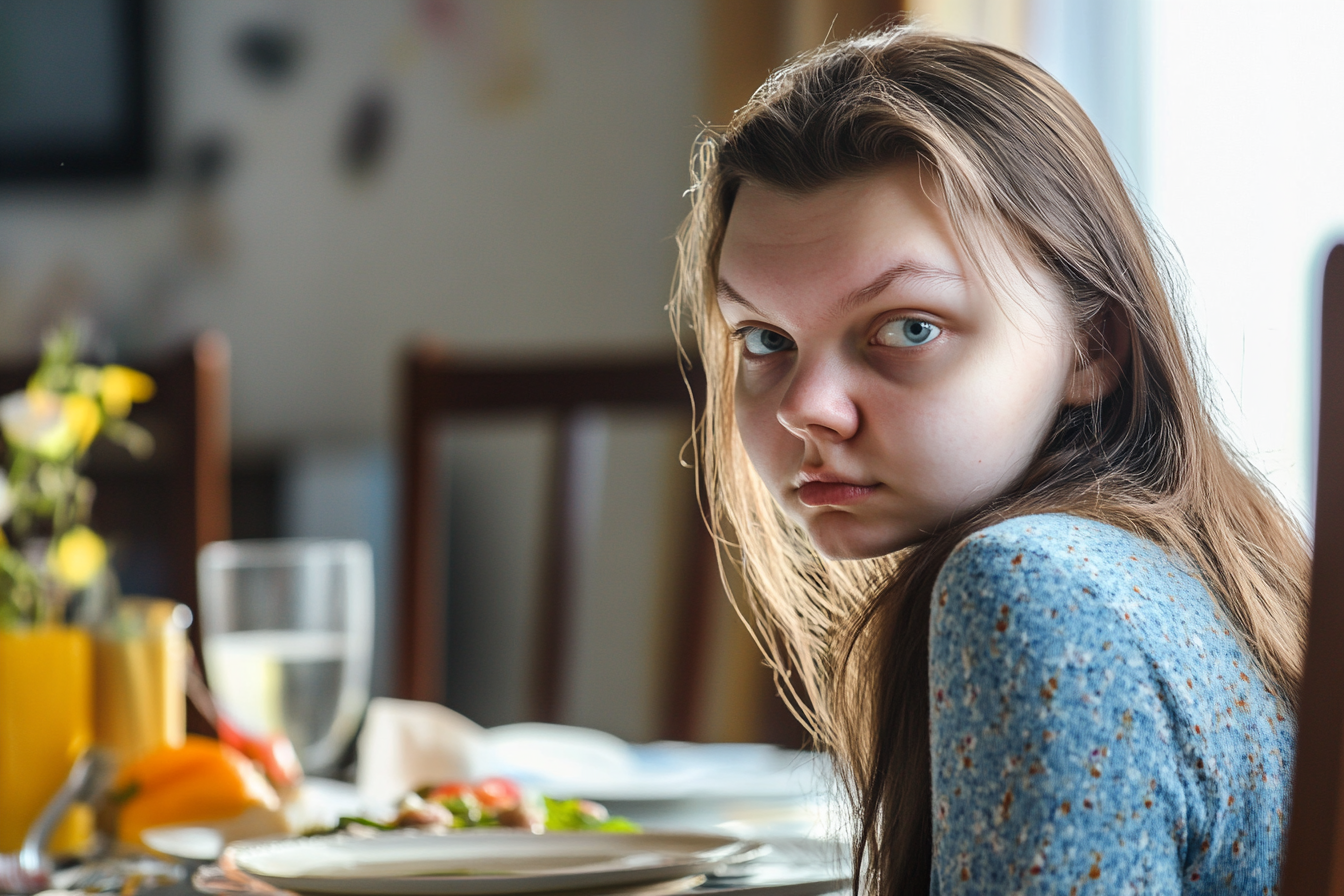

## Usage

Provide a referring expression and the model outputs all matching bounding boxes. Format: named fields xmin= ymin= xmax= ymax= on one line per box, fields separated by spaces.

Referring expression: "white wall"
xmin=1145 ymin=0 xmax=1344 ymax=520
xmin=1028 ymin=0 xmax=1147 ymax=192
xmin=0 ymin=0 xmax=703 ymax=446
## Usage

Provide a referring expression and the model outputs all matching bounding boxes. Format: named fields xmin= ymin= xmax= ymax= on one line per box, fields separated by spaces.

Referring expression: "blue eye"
xmin=742 ymin=328 xmax=795 ymax=355
xmin=875 ymin=318 xmax=941 ymax=347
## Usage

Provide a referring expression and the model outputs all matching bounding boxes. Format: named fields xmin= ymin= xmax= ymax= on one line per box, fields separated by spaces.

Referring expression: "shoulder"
xmin=930 ymin=513 xmax=1214 ymax=673
xmin=928 ymin=514 xmax=1295 ymax=887
xmin=939 ymin=513 xmax=1184 ymax=581
xmin=928 ymin=515 xmax=1195 ymax=888
xmin=934 ymin=513 xmax=1206 ymax=617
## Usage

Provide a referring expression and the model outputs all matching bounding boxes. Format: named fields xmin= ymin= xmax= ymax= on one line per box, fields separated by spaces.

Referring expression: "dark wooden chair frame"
xmin=1283 ymin=244 xmax=1344 ymax=893
xmin=393 ymin=344 xmax=716 ymax=740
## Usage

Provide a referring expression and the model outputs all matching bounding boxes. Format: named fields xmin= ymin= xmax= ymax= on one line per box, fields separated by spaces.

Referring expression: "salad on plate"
xmin=337 ymin=777 xmax=639 ymax=835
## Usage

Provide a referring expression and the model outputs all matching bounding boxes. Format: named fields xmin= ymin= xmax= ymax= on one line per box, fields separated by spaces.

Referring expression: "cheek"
xmin=734 ymin=383 xmax=798 ymax=482
xmin=886 ymin=348 xmax=1069 ymax=498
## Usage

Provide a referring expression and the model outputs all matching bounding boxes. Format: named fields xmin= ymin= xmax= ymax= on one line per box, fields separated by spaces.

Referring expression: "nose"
xmin=776 ymin=355 xmax=860 ymax=443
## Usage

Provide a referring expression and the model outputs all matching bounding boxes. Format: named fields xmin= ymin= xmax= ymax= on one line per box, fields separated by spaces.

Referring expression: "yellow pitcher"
xmin=0 ymin=626 xmax=94 ymax=852
xmin=93 ymin=598 xmax=189 ymax=766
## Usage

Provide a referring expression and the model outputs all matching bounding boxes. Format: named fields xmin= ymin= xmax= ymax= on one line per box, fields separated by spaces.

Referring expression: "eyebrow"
xmin=717 ymin=261 xmax=963 ymax=315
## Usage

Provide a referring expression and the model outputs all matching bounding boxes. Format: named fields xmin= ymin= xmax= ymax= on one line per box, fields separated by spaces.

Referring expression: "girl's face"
xmin=717 ymin=165 xmax=1085 ymax=560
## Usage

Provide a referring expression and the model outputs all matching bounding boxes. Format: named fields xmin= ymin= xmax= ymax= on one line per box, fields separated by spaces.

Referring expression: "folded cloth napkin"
xmin=355 ymin=698 xmax=485 ymax=807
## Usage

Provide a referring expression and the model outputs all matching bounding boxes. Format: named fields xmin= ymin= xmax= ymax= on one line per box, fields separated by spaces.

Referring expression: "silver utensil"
xmin=0 ymin=750 xmax=108 ymax=893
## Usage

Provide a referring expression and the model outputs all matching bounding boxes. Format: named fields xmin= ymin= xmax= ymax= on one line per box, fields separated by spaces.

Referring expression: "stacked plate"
xmin=200 ymin=829 xmax=760 ymax=896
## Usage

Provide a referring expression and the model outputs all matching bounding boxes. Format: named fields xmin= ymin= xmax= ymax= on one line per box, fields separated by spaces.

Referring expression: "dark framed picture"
xmin=0 ymin=0 xmax=153 ymax=184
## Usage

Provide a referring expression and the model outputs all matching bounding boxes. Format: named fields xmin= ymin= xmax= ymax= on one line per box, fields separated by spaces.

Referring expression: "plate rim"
xmin=228 ymin=828 xmax=752 ymax=896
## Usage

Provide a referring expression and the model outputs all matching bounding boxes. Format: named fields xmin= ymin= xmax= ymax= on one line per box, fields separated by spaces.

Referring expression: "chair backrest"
xmin=1282 ymin=244 xmax=1344 ymax=894
xmin=0 ymin=332 xmax=230 ymax=658
xmin=394 ymin=344 xmax=722 ymax=740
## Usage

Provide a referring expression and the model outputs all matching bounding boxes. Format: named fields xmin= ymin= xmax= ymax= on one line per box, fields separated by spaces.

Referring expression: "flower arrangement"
xmin=0 ymin=324 xmax=155 ymax=626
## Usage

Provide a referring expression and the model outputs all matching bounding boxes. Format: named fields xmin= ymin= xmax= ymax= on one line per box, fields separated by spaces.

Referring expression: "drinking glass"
xmin=197 ymin=539 xmax=374 ymax=775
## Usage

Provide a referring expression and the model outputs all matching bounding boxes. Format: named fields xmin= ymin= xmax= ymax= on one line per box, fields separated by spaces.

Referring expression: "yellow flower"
xmin=63 ymin=394 xmax=101 ymax=452
xmin=73 ymin=364 xmax=102 ymax=397
xmin=50 ymin=526 xmax=107 ymax=589
xmin=99 ymin=366 xmax=155 ymax=418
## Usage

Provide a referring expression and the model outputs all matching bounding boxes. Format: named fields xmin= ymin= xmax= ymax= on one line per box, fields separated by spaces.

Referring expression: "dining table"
xmin=5 ymin=742 xmax=850 ymax=896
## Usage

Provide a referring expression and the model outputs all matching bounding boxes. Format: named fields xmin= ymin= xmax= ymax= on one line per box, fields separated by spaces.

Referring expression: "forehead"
xmin=716 ymin=165 xmax=1071 ymax=340
xmin=718 ymin=165 xmax=963 ymax=292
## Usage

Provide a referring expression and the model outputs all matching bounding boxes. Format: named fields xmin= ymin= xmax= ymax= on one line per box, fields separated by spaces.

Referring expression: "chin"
xmin=805 ymin=513 xmax=913 ymax=560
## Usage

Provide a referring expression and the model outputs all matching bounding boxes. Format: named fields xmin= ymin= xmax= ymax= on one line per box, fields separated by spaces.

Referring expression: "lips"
xmin=797 ymin=480 xmax=878 ymax=506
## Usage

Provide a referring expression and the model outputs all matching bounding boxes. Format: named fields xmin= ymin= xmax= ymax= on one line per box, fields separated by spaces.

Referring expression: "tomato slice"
xmin=427 ymin=781 xmax=473 ymax=803
xmin=214 ymin=714 xmax=304 ymax=791
xmin=472 ymin=777 xmax=521 ymax=810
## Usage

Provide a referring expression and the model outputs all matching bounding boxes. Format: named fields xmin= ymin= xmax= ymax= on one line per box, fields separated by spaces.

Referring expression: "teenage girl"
xmin=672 ymin=27 xmax=1307 ymax=895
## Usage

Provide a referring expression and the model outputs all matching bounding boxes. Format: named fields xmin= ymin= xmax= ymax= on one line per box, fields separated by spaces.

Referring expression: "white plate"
xmin=143 ymin=825 xmax=228 ymax=860
xmin=229 ymin=829 xmax=750 ymax=895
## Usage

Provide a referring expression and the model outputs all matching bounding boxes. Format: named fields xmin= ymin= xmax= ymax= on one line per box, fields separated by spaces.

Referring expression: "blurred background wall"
xmin=0 ymin=0 xmax=1340 ymax=743
xmin=0 ymin=0 xmax=707 ymax=729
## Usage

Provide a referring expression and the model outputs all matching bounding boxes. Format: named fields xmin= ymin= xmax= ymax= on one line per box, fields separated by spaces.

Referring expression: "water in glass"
xmin=197 ymin=540 xmax=374 ymax=774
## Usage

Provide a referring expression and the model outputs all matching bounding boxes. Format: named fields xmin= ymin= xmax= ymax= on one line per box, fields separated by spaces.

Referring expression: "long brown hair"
xmin=670 ymin=26 xmax=1310 ymax=895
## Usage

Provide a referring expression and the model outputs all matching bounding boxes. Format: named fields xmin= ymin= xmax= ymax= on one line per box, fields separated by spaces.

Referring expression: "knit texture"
xmin=928 ymin=514 xmax=1293 ymax=895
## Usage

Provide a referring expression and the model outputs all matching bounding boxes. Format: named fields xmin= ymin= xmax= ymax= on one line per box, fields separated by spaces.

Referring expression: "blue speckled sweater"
xmin=928 ymin=514 xmax=1294 ymax=895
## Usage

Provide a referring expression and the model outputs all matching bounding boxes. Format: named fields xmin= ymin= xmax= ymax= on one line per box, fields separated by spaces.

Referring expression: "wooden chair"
xmin=393 ymin=344 xmax=727 ymax=741
xmin=0 ymin=332 xmax=230 ymax=659
xmin=1283 ymin=244 xmax=1344 ymax=893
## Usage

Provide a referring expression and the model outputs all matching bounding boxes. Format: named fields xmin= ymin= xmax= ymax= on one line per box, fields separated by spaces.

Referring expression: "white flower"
xmin=0 ymin=474 xmax=12 ymax=525
xmin=0 ymin=389 xmax=76 ymax=459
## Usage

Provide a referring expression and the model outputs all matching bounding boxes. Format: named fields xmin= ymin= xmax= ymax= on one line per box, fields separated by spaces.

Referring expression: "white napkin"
xmin=355 ymin=698 xmax=485 ymax=807
xmin=355 ymin=698 xmax=830 ymax=807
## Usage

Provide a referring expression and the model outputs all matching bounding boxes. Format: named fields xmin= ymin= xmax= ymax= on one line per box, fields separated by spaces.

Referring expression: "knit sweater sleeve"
xmin=928 ymin=526 xmax=1186 ymax=895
